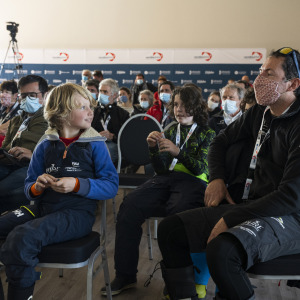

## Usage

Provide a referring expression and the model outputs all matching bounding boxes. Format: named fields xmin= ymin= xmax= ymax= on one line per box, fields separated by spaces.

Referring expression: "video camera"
xmin=6 ymin=22 xmax=19 ymax=41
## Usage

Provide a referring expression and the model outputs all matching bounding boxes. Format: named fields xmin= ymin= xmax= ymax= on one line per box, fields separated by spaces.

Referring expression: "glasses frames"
xmin=19 ymin=92 xmax=43 ymax=101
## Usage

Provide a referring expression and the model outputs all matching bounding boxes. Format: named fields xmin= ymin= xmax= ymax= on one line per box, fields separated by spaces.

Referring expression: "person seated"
xmin=207 ymin=90 xmax=221 ymax=118
xmin=91 ymin=78 xmax=129 ymax=164
xmin=0 ymin=80 xmax=20 ymax=146
xmin=156 ymin=47 xmax=300 ymax=300
xmin=0 ymin=75 xmax=48 ymax=214
xmin=118 ymin=87 xmax=140 ymax=116
xmin=0 ymin=83 xmax=118 ymax=300
xmin=154 ymin=75 xmax=167 ymax=101
xmin=100 ymin=85 xmax=215 ymax=296
xmin=130 ymin=73 xmax=157 ymax=105
xmin=81 ymin=69 xmax=92 ymax=86
xmin=240 ymin=87 xmax=257 ymax=112
xmin=236 ymin=79 xmax=251 ymax=90
xmin=92 ymin=70 xmax=104 ymax=83
xmin=209 ymin=83 xmax=245 ymax=135
xmin=135 ymin=89 xmax=155 ymax=114
xmin=84 ymin=79 xmax=99 ymax=100
xmin=146 ymin=80 xmax=175 ymax=128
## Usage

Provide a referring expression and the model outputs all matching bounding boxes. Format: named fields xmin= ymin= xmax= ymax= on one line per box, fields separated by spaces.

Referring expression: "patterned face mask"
xmin=253 ymin=74 xmax=283 ymax=106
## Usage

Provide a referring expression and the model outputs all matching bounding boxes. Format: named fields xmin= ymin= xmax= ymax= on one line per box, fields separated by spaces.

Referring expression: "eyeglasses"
xmin=278 ymin=47 xmax=300 ymax=79
xmin=19 ymin=92 xmax=42 ymax=100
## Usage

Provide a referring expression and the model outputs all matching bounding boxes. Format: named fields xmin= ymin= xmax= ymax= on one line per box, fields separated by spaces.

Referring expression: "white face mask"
xmin=223 ymin=99 xmax=239 ymax=115
xmin=207 ymin=99 xmax=219 ymax=110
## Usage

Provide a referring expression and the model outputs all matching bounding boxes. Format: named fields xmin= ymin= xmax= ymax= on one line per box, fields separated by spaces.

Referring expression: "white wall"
xmin=0 ymin=0 xmax=299 ymax=54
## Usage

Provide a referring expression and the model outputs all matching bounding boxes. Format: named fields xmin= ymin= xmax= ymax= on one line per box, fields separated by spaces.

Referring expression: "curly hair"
xmin=169 ymin=86 xmax=208 ymax=127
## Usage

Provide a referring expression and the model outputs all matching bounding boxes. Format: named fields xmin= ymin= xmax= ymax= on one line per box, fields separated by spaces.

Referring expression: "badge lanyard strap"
xmin=101 ymin=114 xmax=111 ymax=131
xmin=161 ymin=110 xmax=169 ymax=126
xmin=242 ymin=107 xmax=270 ymax=200
xmin=0 ymin=102 xmax=19 ymax=125
xmin=169 ymin=122 xmax=197 ymax=171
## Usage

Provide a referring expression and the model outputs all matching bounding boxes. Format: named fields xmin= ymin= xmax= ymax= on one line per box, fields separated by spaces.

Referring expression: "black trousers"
xmin=114 ymin=172 xmax=207 ymax=278
xmin=157 ymin=214 xmax=253 ymax=300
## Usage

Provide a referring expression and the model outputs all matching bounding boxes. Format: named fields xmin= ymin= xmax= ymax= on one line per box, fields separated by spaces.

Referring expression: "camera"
xmin=6 ymin=22 xmax=19 ymax=41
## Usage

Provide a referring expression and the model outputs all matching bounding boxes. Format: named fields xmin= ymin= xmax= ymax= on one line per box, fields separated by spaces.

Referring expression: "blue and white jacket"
xmin=24 ymin=127 xmax=119 ymax=215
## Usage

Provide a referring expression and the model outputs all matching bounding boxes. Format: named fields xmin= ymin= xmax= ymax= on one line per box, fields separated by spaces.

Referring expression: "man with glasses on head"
xmin=0 ymin=75 xmax=48 ymax=213
xmin=155 ymin=47 xmax=300 ymax=300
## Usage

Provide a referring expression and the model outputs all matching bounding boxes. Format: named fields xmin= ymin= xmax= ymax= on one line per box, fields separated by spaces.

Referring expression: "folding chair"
xmin=111 ymin=113 xmax=163 ymax=222
xmin=37 ymin=199 xmax=112 ymax=300
xmin=247 ymin=253 xmax=300 ymax=281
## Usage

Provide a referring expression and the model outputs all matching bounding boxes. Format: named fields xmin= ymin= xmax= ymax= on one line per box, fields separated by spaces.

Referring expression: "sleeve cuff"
xmin=30 ymin=183 xmax=43 ymax=197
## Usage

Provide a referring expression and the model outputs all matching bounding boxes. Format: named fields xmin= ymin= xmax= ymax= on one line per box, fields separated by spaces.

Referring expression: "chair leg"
xmin=154 ymin=219 xmax=158 ymax=240
xmin=102 ymin=248 xmax=112 ymax=300
xmin=112 ymin=197 xmax=117 ymax=223
xmin=146 ymin=219 xmax=153 ymax=260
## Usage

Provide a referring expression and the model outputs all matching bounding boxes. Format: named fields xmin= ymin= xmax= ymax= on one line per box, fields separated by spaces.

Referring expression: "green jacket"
xmin=2 ymin=107 xmax=48 ymax=152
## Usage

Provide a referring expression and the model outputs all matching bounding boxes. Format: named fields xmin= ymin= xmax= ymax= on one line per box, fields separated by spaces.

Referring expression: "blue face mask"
xmin=119 ymin=95 xmax=128 ymax=103
xmin=160 ymin=93 xmax=171 ymax=103
xmin=91 ymin=93 xmax=97 ymax=100
xmin=136 ymin=79 xmax=144 ymax=85
xmin=20 ymin=97 xmax=42 ymax=114
xmin=140 ymin=101 xmax=149 ymax=109
xmin=82 ymin=75 xmax=88 ymax=81
xmin=99 ymin=94 xmax=110 ymax=105
xmin=223 ymin=99 xmax=238 ymax=115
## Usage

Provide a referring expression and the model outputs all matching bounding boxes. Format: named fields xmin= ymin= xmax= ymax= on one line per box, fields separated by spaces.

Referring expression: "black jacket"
xmin=91 ymin=103 xmax=129 ymax=143
xmin=208 ymin=98 xmax=300 ymax=227
xmin=130 ymin=82 xmax=157 ymax=105
xmin=208 ymin=110 xmax=226 ymax=135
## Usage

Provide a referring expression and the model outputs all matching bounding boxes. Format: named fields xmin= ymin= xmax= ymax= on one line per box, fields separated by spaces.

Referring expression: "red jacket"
xmin=145 ymin=99 xmax=163 ymax=123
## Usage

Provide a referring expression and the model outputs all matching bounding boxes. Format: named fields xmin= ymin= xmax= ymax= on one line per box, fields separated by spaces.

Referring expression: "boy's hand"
xmin=147 ymin=131 xmax=163 ymax=147
xmin=35 ymin=174 xmax=57 ymax=192
xmin=50 ymin=177 xmax=76 ymax=193
xmin=158 ymin=139 xmax=180 ymax=157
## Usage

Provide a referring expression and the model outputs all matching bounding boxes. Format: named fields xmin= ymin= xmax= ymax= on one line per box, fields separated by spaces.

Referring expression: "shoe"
xmin=162 ymin=285 xmax=206 ymax=300
xmin=101 ymin=277 xmax=137 ymax=296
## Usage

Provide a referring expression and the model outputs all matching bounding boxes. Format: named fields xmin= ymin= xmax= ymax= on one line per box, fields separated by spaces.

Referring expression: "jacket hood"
xmin=40 ymin=126 xmax=106 ymax=143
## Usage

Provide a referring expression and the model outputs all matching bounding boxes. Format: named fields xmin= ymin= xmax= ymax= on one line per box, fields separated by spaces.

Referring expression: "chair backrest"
xmin=117 ymin=114 xmax=163 ymax=172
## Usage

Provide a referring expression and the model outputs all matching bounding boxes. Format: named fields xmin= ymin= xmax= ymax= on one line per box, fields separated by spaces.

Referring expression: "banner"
xmin=0 ymin=48 xmax=266 ymax=99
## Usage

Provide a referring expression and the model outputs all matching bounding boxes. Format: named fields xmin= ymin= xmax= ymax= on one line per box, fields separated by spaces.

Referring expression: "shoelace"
xmin=144 ymin=262 xmax=161 ymax=287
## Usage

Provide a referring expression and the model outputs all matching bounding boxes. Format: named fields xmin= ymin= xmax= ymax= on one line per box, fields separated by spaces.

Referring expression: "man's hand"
xmin=100 ymin=130 xmax=114 ymax=141
xmin=35 ymin=174 xmax=57 ymax=192
xmin=8 ymin=147 xmax=32 ymax=160
xmin=158 ymin=139 xmax=180 ymax=157
xmin=207 ymin=217 xmax=228 ymax=244
xmin=147 ymin=131 xmax=163 ymax=147
xmin=50 ymin=177 xmax=76 ymax=193
xmin=204 ymin=179 xmax=235 ymax=207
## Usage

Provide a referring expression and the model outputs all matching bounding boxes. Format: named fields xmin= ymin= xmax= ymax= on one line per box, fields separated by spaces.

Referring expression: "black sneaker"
xmin=101 ymin=277 xmax=137 ymax=296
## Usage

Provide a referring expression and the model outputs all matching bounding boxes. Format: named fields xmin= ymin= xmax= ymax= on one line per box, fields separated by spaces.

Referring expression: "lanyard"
xmin=0 ymin=102 xmax=19 ymax=125
xmin=169 ymin=122 xmax=197 ymax=171
xmin=101 ymin=114 xmax=111 ymax=131
xmin=12 ymin=116 xmax=31 ymax=144
xmin=242 ymin=107 xmax=270 ymax=200
xmin=161 ymin=110 xmax=169 ymax=126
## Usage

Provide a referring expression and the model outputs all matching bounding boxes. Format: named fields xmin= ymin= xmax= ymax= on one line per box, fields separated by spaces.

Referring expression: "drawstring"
xmin=144 ymin=262 xmax=161 ymax=287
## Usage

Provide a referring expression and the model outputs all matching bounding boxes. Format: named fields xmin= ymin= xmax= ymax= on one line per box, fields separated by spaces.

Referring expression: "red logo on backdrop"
xmin=59 ymin=52 xmax=69 ymax=61
xmin=252 ymin=52 xmax=263 ymax=61
xmin=153 ymin=52 xmax=163 ymax=61
xmin=106 ymin=52 xmax=116 ymax=61
xmin=14 ymin=52 xmax=24 ymax=61
xmin=202 ymin=52 xmax=212 ymax=61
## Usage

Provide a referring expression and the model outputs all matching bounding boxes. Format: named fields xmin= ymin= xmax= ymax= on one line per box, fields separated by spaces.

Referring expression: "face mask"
xmin=223 ymin=99 xmax=238 ymax=115
xmin=253 ymin=74 xmax=283 ymax=106
xmin=207 ymin=99 xmax=219 ymax=110
xmin=140 ymin=101 xmax=149 ymax=109
xmin=90 ymin=93 xmax=97 ymax=100
xmin=136 ymin=79 xmax=143 ymax=85
xmin=1 ymin=97 xmax=12 ymax=107
xmin=82 ymin=75 xmax=88 ymax=81
xmin=20 ymin=97 xmax=42 ymax=113
xmin=160 ymin=93 xmax=171 ymax=103
xmin=119 ymin=95 xmax=128 ymax=103
xmin=99 ymin=93 xmax=110 ymax=105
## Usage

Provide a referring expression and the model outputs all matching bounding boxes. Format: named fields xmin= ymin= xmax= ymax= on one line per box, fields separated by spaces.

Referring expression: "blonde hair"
xmin=44 ymin=83 xmax=96 ymax=130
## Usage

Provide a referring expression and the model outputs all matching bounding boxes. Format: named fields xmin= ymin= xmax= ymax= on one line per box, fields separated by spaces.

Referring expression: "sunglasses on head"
xmin=278 ymin=47 xmax=300 ymax=79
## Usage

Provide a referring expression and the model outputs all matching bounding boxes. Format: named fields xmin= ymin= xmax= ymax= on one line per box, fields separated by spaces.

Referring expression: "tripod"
xmin=0 ymin=35 xmax=23 ymax=79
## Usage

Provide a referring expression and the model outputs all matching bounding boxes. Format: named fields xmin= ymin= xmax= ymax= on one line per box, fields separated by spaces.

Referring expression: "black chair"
xmin=112 ymin=113 xmax=163 ymax=222
xmin=0 ymin=200 xmax=112 ymax=300
xmin=247 ymin=253 xmax=300 ymax=281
